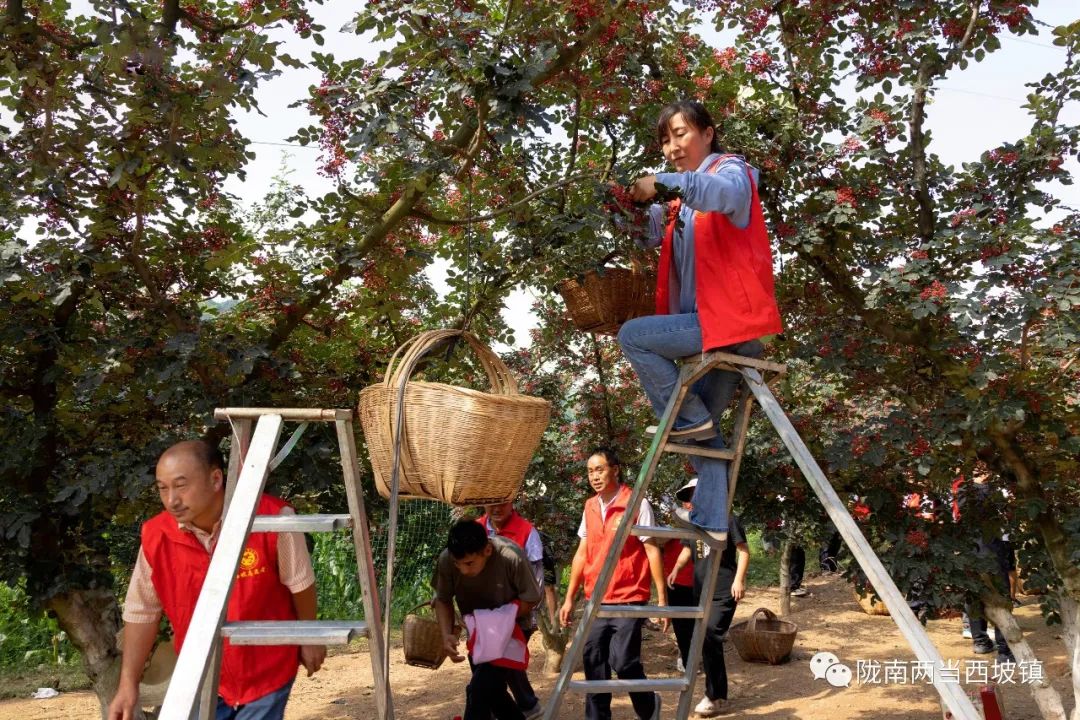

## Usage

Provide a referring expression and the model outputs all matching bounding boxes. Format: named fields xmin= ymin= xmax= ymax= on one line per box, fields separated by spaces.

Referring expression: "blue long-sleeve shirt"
xmin=639 ymin=153 xmax=757 ymax=315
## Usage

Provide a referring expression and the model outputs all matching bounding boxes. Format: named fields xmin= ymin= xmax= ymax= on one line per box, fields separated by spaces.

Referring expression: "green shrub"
xmin=0 ymin=582 xmax=80 ymax=668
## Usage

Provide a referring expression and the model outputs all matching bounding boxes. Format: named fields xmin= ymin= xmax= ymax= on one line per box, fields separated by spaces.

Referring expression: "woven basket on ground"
xmin=358 ymin=329 xmax=551 ymax=506
xmin=402 ymin=601 xmax=447 ymax=670
xmin=728 ymin=607 xmax=798 ymax=665
xmin=557 ymin=262 xmax=654 ymax=336
xmin=854 ymin=587 xmax=891 ymax=616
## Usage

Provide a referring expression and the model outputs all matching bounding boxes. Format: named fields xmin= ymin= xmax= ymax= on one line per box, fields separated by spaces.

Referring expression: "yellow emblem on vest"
xmin=240 ymin=547 xmax=259 ymax=570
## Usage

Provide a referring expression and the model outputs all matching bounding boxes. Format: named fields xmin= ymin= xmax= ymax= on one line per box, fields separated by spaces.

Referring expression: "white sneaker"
xmin=673 ymin=507 xmax=728 ymax=544
xmin=646 ymin=418 xmax=717 ymax=442
xmin=676 ymin=656 xmax=685 ymax=673
xmin=694 ymin=696 xmax=724 ymax=717
xmin=791 ymin=587 xmax=809 ymax=597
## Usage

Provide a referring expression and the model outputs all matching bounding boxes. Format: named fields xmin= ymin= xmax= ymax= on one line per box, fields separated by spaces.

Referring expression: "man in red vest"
xmin=108 ymin=440 xmax=325 ymax=720
xmin=558 ymin=447 xmax=666 ymax=720
xmin=619 ymin=99 xmax=783 ymax=543
xmin=477 ymin=501 xmax=546 ymax=719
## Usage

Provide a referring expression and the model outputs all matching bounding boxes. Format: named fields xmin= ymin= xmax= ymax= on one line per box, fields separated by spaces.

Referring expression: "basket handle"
xmin=383 ymin=329 xmax=519 ymax=397
xmin=747 ymin=606 xmax=777 ymax=633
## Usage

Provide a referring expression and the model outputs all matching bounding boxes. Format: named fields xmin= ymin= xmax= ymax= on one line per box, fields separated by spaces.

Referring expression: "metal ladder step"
xmin=251 ymin=514 xmax=353 ymax=532
xmin=598 ymin=605 xmax=704 ymax=619
xmin=662 ymin=443 xmax=735 ymax=460
xmin=568 ymin=678 xmax=689 ymax=693
xmin=631 ymin=524 xmax=706 ymax=541
xmin=222 ymin=620 xmax=367 ymax=645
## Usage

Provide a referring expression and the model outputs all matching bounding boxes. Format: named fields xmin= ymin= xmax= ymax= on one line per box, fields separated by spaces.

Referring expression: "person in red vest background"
xmin=478 ymin=500 xmax=547 ymax=719
xmin=618 ymin=99 xmax=783 ymax=543
xmin=559 ymin=447 xmax=667 ymax=720
xmin=108 ymin=440 xmax=325 ymax=720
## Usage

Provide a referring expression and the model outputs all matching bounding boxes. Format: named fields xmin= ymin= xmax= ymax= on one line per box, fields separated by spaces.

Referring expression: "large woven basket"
xmin=358 ymin=330 xmax=551 ymax=505
xmin=402 ymin=601 xmax=446 ymax=670
xmin=557 ymin=262 xmax=654 ymax=336
xmin=729 ymin=607 xmax=798 ymax=665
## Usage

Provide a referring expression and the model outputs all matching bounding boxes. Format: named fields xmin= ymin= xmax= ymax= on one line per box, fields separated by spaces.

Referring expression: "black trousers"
xmin=506 ymin=629 xmax=539 ymax=712
xmin=669 ymin=583 xmax=696 ymax=665
xmin=820 ymin=530 xmax=842 ymax=572
xmin=465 ymin=660 xmax=524 ymax=720
xmin=583 ymin=612 xmax=657 ymax=720
xmin=790 ymin=546 xmax=806 ymax=589
xmin=694 ymin=567 xmax=738 ymax=702
xmin=969 ymin=538 xmax=1014 ymax=656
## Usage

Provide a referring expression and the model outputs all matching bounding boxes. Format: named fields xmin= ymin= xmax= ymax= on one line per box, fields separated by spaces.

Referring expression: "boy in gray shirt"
xmin=434 ymin=519 xmax=541 ymax=720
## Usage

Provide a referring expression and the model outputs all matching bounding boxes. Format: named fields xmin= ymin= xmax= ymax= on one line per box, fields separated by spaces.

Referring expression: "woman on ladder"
xmin=618 ymin=99 xmax=783 ymax=541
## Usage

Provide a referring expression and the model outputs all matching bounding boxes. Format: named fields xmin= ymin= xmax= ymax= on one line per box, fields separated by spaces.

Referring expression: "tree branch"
xmin=255 ymin=0 xmax=634 ymax=366
xmin=988 ymin=425 xmax=1080 ymax=603
xmin=908 ymin=1 xmax=980 ymax=245
xmin=412 ymin=171 xmax=597 ymax=226
xmin=559 ymin=93 xmax=582 ymax=214
xmin=6 ymin=0 xmax=24 ymax=24
xmin=159 ymin=0 xmax=181 ymax=38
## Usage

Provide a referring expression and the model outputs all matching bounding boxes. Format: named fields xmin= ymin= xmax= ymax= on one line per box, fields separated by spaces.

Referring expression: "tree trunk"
xmin=779 ymin=540 xmax=793 ymax=617
xmin=1057 ymin=595 xmax=1080 ymax=720
xmin=983 ymin=598 xmax=1068 ymax=720
xmin=47 ymin=588 xmax=137 ymax=720
xmin=536 ymin=611 xmax=571 ymax=676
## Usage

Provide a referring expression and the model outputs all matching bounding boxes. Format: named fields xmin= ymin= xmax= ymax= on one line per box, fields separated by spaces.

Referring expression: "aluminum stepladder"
xmin=158 ymin=408 xmax=393 ymax=720
xmin=543 ymin=351 xmax=772 ymax=720
xmin=544 ymin=352 xmax=982 ymax=720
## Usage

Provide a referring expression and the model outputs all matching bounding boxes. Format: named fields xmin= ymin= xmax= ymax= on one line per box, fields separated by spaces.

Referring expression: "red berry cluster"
xmin=713 ymin=47 xmax=737 ymax=72
xmin=908 ymin=436 xmax=931 ymax=458
xmin=905 ymin=529 xmax=929 ymax=551
xmin=988 ymin=149 xmax=1019 ymax=165
xmin=746 ymin=50 xmax=773 ymax=75
xmin=835 ymin=187 xmax=856 ymax=207
xmin=950 ymin=208 xmax=977 ymax=227
xmin=919 ymin=280 xmax=946 ymax=302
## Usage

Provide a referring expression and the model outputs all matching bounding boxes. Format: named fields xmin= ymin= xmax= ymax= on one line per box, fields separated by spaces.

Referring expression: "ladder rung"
xmin=567 ymin=678 xmax=689 ymax=693
xmin=686 ymin=350 xmax=788 ymax=376
xmin=662 ymin=443 xmax=735 ymax=460
xmin=214 ymin=407 xmax=353 ymax=421
xmin=251 ymin=514 xmax=353 ymax=532
xmin=222 ymin=620 xmax=367 ymax=645
xmin=631 ymin=525 xmax=700 ymax=540
xmin=598 ymin=605 xmax=703 ymax=619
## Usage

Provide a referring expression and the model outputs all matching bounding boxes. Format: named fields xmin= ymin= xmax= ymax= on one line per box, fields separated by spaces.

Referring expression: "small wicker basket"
xmin=402 ymin=601 xmax=447 ymax=670
xmin=557 ymin=262 xmax=654 ymax=336
xmin=854 ymin=587 xmax=891 ymax=616
xmin=358 ymin=330 xmax=551 ymax=506
xmin=728 ymin=607 xmax=798 ymax=665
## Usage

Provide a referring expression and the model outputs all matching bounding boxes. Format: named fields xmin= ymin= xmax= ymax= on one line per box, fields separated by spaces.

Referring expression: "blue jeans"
xmin=618 ymin=313 xmax=763 ymax=532
xmin=215 ymin=679 xmax=294 ymax=720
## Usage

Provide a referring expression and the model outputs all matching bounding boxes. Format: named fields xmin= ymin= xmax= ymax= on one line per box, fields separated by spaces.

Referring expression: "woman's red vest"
xmin=655 ymin=156 xmax=783 ymax=350
xmin=583 ymin=484 xmax=651 ymax=603
xmin=141 ymin=494 xmax=299 ymax=707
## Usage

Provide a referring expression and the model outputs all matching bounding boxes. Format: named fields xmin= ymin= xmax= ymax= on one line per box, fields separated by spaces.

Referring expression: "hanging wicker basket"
xmin=402 ymin=601 xmax=448 ymax=670
xmin=358 ymin=329 xmax=551 ymax=506
xmin=728 ymin=607 xmax=798 ymax=665
xmin=557 ymin=261 xmax=654 ymax=336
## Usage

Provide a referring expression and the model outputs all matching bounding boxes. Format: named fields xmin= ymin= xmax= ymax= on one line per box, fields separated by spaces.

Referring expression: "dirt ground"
xmin=1 ymin=573 xmax=1072 ymax=720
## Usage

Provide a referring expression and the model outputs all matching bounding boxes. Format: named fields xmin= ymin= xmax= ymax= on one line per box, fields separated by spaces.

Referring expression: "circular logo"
xmin=240 ymin=547 xmax=259 ymax=570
